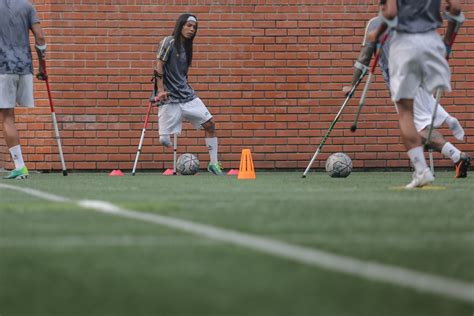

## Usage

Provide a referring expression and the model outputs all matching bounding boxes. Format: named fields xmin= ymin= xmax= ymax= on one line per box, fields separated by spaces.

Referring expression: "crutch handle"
xmin=149 ymin=96 xmax=163 ymax=106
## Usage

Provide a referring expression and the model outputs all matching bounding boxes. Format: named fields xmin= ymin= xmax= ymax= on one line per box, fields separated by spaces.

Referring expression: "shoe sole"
xmin=15 ymin=174 xmax=29 ymax=180
xmin=207 ymin=167 xmax=223 ymax=176
xmin=405 ymin=181 xmax=434 ymax=189
xmin=208 ymin=170 xmax=223 ymax=176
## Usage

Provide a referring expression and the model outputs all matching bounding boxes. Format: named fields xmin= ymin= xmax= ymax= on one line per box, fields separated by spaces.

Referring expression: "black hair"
xmin=380 ymin=0 xmax=386 ymax=4
xmin=172 ymin=13 xmax=198 ymax=67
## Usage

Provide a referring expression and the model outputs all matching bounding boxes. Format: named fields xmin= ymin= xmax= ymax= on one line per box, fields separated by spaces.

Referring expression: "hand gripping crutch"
xmin=350 ymin=31 xmax=390 ymax=133
xmin=132 ymin=77 xmax=159 ymax=176
xmin=302 ymin=68 xmax=368 ymax=178
xmin=425 ymin=11 xmax=465 ymax=175
xmin=39 ymin=60 xmax=68 ymax=176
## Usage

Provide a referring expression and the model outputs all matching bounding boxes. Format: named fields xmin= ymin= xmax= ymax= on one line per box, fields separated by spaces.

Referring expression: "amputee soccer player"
xmin=0 ymin=0 xmax=47 ymax=179
xmin=367 ymin=0 xmax=464 ymax=188
xmin=153 ymin=14 xmax=223 ymax=175
xmin=348 ymin=14 xmax=470 ymax=179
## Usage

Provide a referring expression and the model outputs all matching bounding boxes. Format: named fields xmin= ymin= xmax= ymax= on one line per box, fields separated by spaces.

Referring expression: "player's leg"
xmin=0 ymin=74 xmax=29 ymax=179
xmin=389 ymin=33 xmax=436 ymax=188
xmin=415 ymin=88 xmax=464 ymax=141
xmin=418 ymin=128 xmax=470 ymax=178
xmin=201 ymin=118 xmax=223 ymax=175
xmin=444 ymin=116 xmax=464 ymax=141
xmin=418 ymin=32 xmax=469 ymax=177
xmin=182 ymin=98 xmax=222 ymax=175
xmin=158 ymin=103 xmax=182 ymax=147
xmin=397 ymin=99 xmax=434 ymax=188
xmin=0 ymin=109 xmax=28 ymax=179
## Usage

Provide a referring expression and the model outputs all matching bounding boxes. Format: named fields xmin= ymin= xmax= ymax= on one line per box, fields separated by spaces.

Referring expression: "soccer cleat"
xmin=405 ymin=168 xmax=434 ymax=189
xmin=207 ymin=162 xmax=223 ymax=175
xmin=3 ymin=166 xmax=29 ymax=180
xmin=455 ymin=154 xmax=470 ymax=178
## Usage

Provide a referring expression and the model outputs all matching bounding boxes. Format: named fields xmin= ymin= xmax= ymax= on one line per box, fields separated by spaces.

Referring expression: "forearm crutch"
xmin=132 ymin=77 xmax=158 ymax=176
xmin=40 ymin=60 xmax=68 ymax=176
xmin=302 ymin=68 xmax=368 ymax=178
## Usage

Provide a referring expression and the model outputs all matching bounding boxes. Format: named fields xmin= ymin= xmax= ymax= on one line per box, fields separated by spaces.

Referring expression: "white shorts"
xmin=389 ymin=31 xmax=451 ymax=102
xmin=413 ymin=88 xmax=449 ymax=132
xmin=158 ymin=97 xmax=213 ymax=135
xmin=0 ymin=74 xmax=34 ymax=109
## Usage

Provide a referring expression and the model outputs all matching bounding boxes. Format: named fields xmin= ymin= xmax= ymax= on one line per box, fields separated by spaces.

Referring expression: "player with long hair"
xmin=154 ymin=14 xmax=223 ymax=175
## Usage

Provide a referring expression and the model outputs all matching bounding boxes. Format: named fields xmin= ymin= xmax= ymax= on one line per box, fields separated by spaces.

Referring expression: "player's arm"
xmin=154 ymin=37 xmax=175 ymax=102
xmin=31 ymin=22 xmax=46 ymax=80
xmin=444 ymin=0 xmax=463 ymax=53
xmin=154 ymin=59 xmax=168 ymax=101
xmin=347 ymin=17 xmax=381 ymax=89
xmin=370 ymin=0 xmax=396 ymax=43
xmin=446 ymin=0 xmax=462 ymax=16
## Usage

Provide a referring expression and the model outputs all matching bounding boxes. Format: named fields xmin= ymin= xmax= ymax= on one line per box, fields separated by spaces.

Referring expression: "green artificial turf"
xmin=0 ymin=171 xmax=473 ymax=316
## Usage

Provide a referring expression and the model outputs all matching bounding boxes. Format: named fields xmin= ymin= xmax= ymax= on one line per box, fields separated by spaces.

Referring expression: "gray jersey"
xmin=0 ymin=0 xmax=40 ymax=74
xmin=157 ymin=36 xmax=196 ymax=104
xmin=396 ymin=0 xmax=442 ymax=33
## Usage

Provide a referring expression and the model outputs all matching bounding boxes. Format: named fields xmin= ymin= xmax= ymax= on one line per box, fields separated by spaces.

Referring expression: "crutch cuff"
xmin=378 ymin=10 xmax=398 ymax=29
xmin=354 ymin=61 xmax=369 ymax=72
xmin=443 ymin=11 xmax=465 ymax=25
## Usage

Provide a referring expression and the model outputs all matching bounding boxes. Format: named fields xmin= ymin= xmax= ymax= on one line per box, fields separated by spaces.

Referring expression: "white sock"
xmin=9 ymin=145 xmax=25 ymax=170
xmin=407 ymin=146 xmax=428 ymax=173
xmin=205 ymin=137 xmax=218 ymax=164
xmin=441 ymin=142 xmax=461 ymax=163
xmin=445 ymin=116 xmax=464 ymax=141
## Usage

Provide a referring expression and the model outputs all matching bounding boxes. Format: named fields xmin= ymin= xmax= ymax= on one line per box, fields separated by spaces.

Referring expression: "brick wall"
xmin=3 ymin=0 xmax=473 ymax=171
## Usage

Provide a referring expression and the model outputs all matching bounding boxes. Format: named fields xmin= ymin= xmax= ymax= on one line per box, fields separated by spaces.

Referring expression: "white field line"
xmin=1 ymin=183 xmax=473 ymax=303
xmin=0 ymin=235 xmax=217 ymax=248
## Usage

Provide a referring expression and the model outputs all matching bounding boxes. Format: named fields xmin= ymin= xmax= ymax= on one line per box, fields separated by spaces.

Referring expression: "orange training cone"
xmin=238 ymin=149 xmax=256 ymax=180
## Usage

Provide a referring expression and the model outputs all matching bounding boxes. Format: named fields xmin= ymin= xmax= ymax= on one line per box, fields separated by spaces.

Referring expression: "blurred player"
xmin=348 ymin=14 xmax=470 ymax=179
xmin=367 ymin=0 xmax=464 ymax=188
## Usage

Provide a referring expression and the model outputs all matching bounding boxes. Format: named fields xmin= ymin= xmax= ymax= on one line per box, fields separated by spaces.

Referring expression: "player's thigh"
xmin=17 ymin=74 xmax=34 ymax=108
xmin=158 ymin=103 xmax=182 ymax=135
xmin=414 ymin=88 xmax=448 ymax=131
xmin=182 ymin=98 xmax=213 ymax=129
xmin=389 ymin=33 xmax=423 ymax=101
xmin=0 ymin=74 xmax=19 ymax=109
xmin=421 ymin=32 xmax=451 ymax=94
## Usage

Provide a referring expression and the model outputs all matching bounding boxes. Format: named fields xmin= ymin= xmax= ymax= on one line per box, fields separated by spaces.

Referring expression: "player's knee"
xmin=203 ymin=120 xmax=216 ymax=133
xmin=160 ymin=135 xmax=172 ymax=147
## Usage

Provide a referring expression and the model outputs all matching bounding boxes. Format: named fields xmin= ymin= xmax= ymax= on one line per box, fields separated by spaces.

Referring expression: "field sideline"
xmin=0 ymin=171 xmax=473 ymax=316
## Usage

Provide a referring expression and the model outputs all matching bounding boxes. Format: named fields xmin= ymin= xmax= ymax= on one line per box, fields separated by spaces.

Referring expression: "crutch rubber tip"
xmin=350 ymin=125 xmax=357 ymax=132
xmin=62 ymin=170 xmax=68 ymax=176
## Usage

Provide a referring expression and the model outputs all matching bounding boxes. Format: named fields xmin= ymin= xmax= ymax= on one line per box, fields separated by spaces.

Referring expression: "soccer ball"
xmin=325 ymin=152 xmax=352 ymax=178
xmin=176 ymin=153 xmax=200 ymax=175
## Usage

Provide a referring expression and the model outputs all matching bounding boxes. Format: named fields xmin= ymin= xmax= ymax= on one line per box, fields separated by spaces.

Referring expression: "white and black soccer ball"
xmin=325 ymin=152 xmax=352 ymax=178
xmin=176 ymin=153 xmax=200 ymax=175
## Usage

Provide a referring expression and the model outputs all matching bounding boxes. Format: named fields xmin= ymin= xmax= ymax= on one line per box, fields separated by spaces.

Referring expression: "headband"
xmin=187 ymin=16 xmax=197 ymax=22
